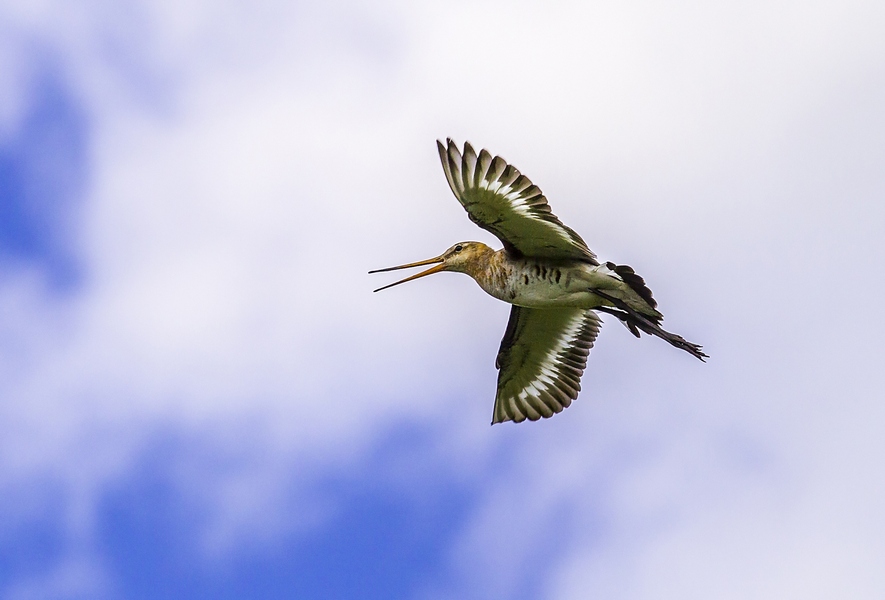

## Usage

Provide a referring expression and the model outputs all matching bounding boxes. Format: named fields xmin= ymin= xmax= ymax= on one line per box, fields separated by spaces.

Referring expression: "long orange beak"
xmin=369 ymin=255 xmax=447 ymax=292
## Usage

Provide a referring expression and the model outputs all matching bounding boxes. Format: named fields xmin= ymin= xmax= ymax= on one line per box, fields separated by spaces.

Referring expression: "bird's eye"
xmin=454 ymin=244 xmax=463 ymax=252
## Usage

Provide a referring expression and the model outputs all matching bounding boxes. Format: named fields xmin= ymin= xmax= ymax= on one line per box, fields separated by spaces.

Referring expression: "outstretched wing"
xmin=493 ymin=306 xmax=602 ymax=424
xmin=437 ymin=139 xmax=598 ymax=264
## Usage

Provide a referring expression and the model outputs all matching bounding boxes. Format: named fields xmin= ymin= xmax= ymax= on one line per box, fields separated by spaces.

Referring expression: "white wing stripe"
xmin=510 ymin=312 xmax=584 ymax=402
xmin=441 ymin=138 xmax=598 ymax=264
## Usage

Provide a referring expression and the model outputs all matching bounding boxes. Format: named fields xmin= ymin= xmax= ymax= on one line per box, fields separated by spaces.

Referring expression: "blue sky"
xmin=1 ymin=1 xmax=884 ymax=598
xmin=0 ymin=62 xmax=86 ymax=286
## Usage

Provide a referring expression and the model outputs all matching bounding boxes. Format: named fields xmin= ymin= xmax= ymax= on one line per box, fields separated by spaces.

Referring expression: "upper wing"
xmin=437 ymin=139 xmax=598 ymax=264
xmin=493 ymin=306 xmax=602 ymax=424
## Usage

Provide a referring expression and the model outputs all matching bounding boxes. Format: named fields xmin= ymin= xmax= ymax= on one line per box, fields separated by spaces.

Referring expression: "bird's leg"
xmin=595 ymin=306 xmax=641 ymax=337
xmin=592 ymin=290 xmax=708 ymax=362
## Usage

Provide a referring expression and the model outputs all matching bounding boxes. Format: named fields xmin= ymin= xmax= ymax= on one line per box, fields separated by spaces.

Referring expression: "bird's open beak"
xmin=369 ymin=255 xmax=446 ymax=292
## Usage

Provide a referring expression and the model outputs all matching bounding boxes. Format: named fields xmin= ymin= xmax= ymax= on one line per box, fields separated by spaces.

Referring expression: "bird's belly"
xmin=487 ymin=276 xmax=605 ymax=309
xmin=508 ymin=284 xmax=601 ymax=308
xmin=477 ymin=262 xmax=619 ymax=309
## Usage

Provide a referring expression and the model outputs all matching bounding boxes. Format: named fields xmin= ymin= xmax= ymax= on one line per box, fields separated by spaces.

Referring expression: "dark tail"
xmin=606 ymin=262 xmax=657 ymax=310
xmin=594 ymin=290 xmax=708 ymax=362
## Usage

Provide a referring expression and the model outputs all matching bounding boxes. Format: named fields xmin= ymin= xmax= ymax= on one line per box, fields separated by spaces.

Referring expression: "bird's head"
xmin=369 ymin=241 xmax=493 ymax=292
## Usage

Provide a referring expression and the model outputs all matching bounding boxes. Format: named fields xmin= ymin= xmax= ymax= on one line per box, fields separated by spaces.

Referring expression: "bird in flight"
xmin=371 ymin=139 xmax=706 ymax=424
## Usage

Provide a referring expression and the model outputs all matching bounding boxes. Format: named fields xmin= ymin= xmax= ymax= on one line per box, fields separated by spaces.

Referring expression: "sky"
xmin=1 ymin=0 xmax=884 ymax=598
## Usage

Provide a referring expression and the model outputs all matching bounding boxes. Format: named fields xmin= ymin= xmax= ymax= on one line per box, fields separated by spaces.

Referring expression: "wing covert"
xmin=437 ymin=139 xmax=598 ymax=264
xmin=493 ymin=306 xmax=602 ymax=424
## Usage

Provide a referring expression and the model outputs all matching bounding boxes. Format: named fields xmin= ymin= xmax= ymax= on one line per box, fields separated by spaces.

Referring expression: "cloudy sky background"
xmin=2 ymin=0 xmax=884 ymax=598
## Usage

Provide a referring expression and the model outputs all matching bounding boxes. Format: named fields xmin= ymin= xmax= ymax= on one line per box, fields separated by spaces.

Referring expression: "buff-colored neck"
xmin=463 ymin=246 xmax=507 ymax=288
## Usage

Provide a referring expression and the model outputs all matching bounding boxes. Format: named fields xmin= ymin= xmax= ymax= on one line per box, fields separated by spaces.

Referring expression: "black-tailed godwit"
xmin=371 ymin=139 xmax=706 ymax=424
